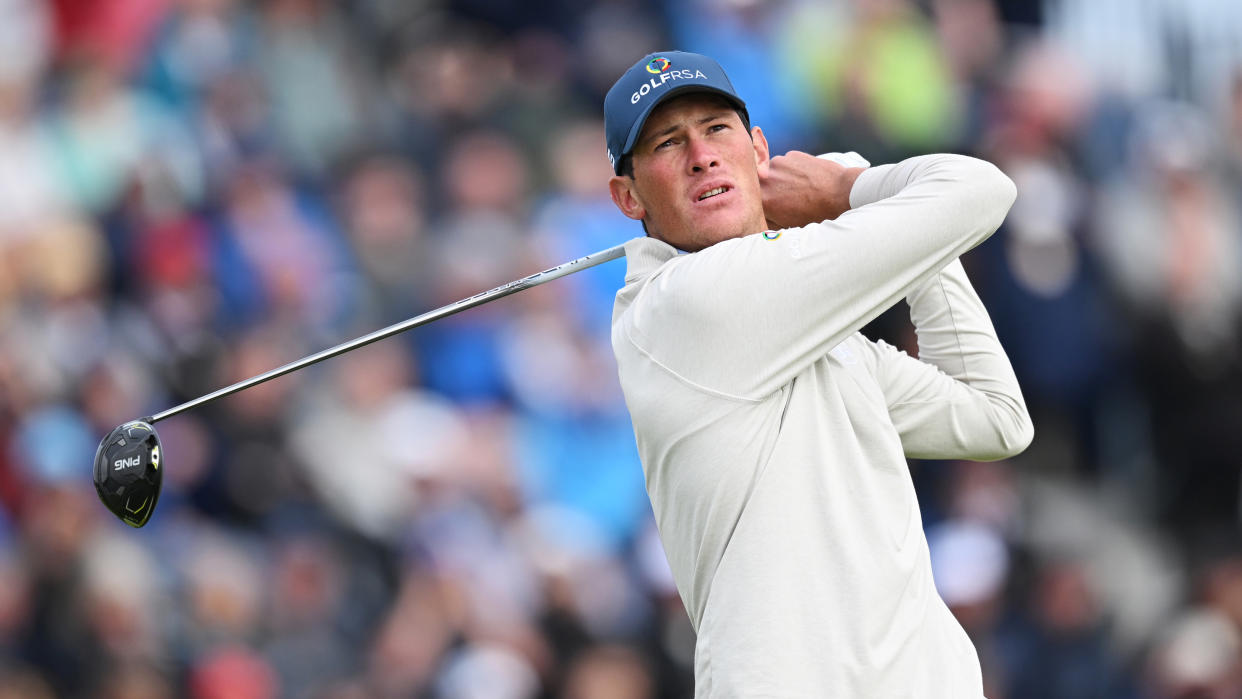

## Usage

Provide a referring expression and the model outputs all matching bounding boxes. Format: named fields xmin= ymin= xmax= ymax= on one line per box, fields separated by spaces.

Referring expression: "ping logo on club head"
xmin=114 ymin=455 xmax=142 ymax=471
xmin=150 ymin=445 xmax=160 ymax=470
xmin=646 ymin=57 xmax=671 ymax=74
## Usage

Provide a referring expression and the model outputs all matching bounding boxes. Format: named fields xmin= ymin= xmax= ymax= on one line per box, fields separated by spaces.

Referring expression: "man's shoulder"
xmin=619 ymin=236 xmax=679 ymax=285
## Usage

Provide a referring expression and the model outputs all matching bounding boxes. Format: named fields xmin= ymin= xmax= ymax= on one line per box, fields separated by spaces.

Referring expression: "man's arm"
xmin=623 ymin=153 xmax=1017 ymax=400
xmin=867 ymin=260 xmax=1033 ymax=461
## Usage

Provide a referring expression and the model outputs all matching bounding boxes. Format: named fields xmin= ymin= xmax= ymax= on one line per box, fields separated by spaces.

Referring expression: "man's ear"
xmin=609 ymin=175 xmax=647 ymax=221
xmin=751 ymin=125 xmax=771 ymax=175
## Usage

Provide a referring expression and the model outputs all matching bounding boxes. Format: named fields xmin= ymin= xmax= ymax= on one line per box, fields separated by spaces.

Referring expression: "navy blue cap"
xmin=604 ymin=51 xmax=748 ymax=174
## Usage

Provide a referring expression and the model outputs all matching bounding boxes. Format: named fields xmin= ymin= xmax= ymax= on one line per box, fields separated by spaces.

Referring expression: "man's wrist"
xmin=814 ymin=153 xmax=869 ymax=218
xmin=838 ymin=167 xmax=865 ymax=215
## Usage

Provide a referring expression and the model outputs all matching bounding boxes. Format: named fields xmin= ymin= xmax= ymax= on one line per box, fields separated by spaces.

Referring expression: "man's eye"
xmin=655 ymin=139 xmax=675 ymax=151
xmin=709 ymin=123 xmax=728 ymax=133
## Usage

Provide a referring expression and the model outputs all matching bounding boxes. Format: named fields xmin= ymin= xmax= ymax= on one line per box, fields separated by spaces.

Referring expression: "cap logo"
xmin=605 ymin=52 xmax=743 ymax=173
xmin=629 ymin=67 xmax=710 ymax=104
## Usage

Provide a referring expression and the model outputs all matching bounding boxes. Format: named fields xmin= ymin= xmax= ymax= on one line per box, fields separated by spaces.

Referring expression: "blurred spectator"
xmin=46 ymin=55 xmax=200 ymax=216
xmin=45 ymin=0 xmax=169 ymax=74
xmin=973 ymin=40 xmax=1121 ymax=478
xmin=96 ymin=662 xmax=175 ymax=699
xmin=1095 ymin=102 xmax=1242 ymax=366
xmin=292 ymin=341 xmax=468 ymax=539
xmin=1093 ymin=100 xmax=1242 ymax=534
xmin=495 ymin=31 xmax=588 ymax=188
xmin=436 ymin=642 xmax=541 ymax=699
xmin=1149 ymin=609 xmax=1242 ymax=699
xmin=255 ymin=0 xmax=368 ymax=177
xmin=211 ymin=157 xmax=356 ymax=338
xmin=1046 ymin=0 xmax=1242 ymax=109
xmin=415 ymin=130 xmax=531 ymax=405
xmin=572 ymin=1 xmax=666 ymax=100
xmin=365 ymin=567 xmax=456 ymax=695
xmin=929 ymin=520 xmax=1010 ymax=632
xmin=0 ymin=0 xmax=63 ymax=246
xmin=561 ymin=644 xmax=654 ymax=699
xmin=0 ymin=667 xmax=55 ymax=699
xmin=0 ymin=0 xmax=52 ymax=90
xmin=142 ymin=0 xmax=252 ymax=111
xmin=504 ymin=119 xmax=648 ymax=546
xmin=530 ymin=119 xmax=632 ymax=334
xmin=337 ymin=152 xmax=434 ymax=324
xmin=179 ymin=531 xmax=263 ymax=653
xmin=191 ymin=325 xmax=305 ymax=522
xmin=996 ymin=560 xmax=1138 ymax=699
xmin=189 ymin=645 xmax=278 ymax=699
xmin=681 ymin=0 xmax=961 ymax=160
xmin=264 ymin=535 xmax=355 ymax=695
xmin=1148 ymin=551 xmax=1242 ymax=697
xmin=386 ymin=26 xmax=514 ymax=168
xmin=1 ymin=1 xmax=1240 ymax=695
xmin=79 ymin=531 xmax=170 ymax=682
xmin=1147 ymin=548 xmax=1242 ymax=695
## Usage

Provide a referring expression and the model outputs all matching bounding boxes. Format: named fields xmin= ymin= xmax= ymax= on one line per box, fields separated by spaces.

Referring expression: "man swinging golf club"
xmin=605 ymin=51 xmax=1032 ymax=697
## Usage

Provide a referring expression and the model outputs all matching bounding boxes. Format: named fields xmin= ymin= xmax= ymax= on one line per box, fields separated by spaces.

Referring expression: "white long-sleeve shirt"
xmin=610 ymin=154 xmax=1032 ymax=698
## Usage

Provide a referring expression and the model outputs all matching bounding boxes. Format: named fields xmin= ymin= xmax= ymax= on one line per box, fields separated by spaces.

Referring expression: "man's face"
xmin=609 ymin=94 xmax=770 ymax=252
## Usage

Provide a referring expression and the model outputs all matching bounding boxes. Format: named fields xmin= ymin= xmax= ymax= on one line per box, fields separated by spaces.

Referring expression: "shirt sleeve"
xmin=865 ymin=260 xmax=1034 ymax=460
xmin=622 ymin=153 xmax=1017 ymax=400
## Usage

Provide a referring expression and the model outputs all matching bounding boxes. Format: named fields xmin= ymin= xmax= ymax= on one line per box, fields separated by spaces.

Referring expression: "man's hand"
xmin=760 ymin=151 xmax=866 ymax=230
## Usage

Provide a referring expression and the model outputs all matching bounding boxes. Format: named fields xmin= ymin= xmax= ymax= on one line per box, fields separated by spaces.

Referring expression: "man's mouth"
xmin=698 ymin=186 xmax=729 ymax=201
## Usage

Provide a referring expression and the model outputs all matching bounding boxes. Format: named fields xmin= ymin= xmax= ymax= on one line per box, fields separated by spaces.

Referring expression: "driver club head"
xmin=93 ymin=420 xmax=163 ymax=528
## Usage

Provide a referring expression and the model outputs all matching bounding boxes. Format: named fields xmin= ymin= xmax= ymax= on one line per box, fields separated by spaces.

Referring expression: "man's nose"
xmin=687 ymin=136 xmax=719 ymax=173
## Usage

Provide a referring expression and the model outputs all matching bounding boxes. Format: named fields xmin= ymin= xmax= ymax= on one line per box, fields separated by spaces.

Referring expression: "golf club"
xmin=94 ymin=243 xmax=628 ymax=527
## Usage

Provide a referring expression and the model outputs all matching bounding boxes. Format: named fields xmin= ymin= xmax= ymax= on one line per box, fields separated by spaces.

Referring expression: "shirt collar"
xmin=623 ymin=236 xmax=680 ymax=285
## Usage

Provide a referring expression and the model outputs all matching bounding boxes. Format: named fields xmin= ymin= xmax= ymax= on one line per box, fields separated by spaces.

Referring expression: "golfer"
xmin=605 ymin=51 xmax=1032 ymax=697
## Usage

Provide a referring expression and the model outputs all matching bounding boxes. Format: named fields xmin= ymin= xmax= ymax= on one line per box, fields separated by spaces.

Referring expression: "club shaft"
xmin=147 ymin=243 xmax=628 ymax=423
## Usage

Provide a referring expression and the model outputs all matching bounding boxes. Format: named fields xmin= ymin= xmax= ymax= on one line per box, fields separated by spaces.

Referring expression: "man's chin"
xmin=650 ymin=216 xmax=757 ymax=252
xmin=687 ymin=214 xmax=758 ymax=248
xmin=683 ymin=228 xmax=750 ymax=252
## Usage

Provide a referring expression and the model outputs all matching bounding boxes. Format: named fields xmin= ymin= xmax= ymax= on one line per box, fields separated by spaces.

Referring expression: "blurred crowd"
xmin=1 ymin=0 xmax=1241 ymax=697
